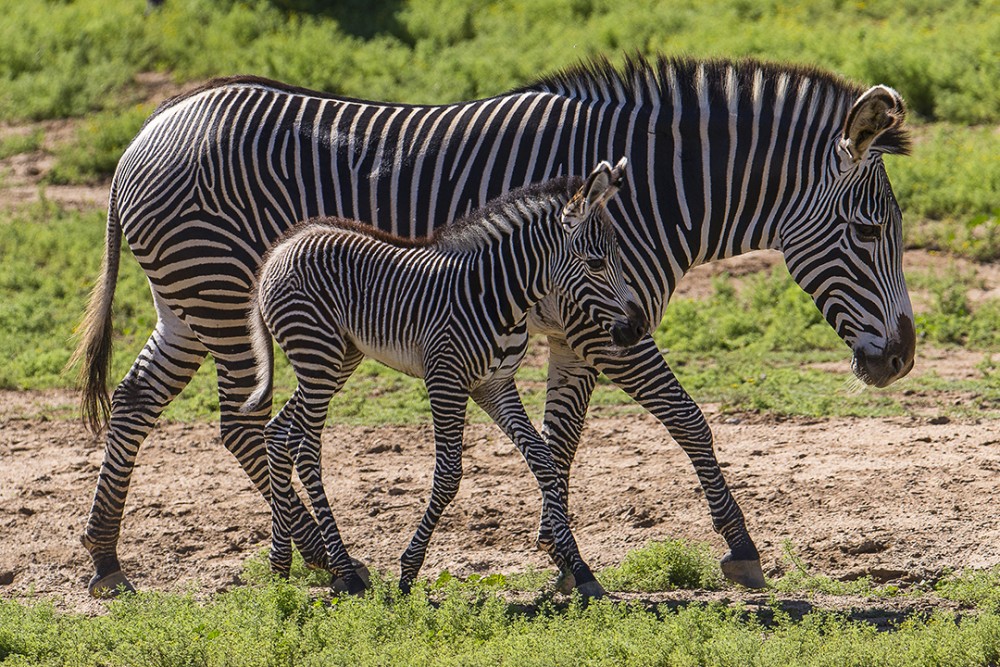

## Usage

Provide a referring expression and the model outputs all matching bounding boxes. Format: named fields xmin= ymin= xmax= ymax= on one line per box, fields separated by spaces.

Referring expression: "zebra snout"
xmin=852 ymin=314 xmax=916 ymax=388
xmin=610 ymin=302 xmax=648 ymax=348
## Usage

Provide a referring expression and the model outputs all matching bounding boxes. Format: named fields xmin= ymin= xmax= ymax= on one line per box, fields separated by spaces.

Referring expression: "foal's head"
xmin=554 ymin=158 xmax=647 ymax=349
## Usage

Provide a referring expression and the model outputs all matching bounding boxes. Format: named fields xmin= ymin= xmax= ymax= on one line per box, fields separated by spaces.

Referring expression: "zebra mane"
xmin=430 ymin=176 xmax=582 ymax=252
xmin=520 ymin=54 xmax=911 ymax=156
xmin=274 ymin=177 xmax=583 ymax=255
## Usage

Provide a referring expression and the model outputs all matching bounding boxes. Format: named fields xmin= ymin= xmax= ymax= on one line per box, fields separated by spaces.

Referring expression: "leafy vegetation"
xmin=2 ymin=0 xmax=997 ymax=124
xmin=4 ymin=542 xmax=1000 ymax=666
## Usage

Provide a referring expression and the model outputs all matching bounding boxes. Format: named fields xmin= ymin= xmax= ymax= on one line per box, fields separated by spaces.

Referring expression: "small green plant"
xmin=598 ymin=539 xmax=724 ymax=592
xmin=935 ymin=567 xmax=1000 ymax=611
xmin=0 ymin=129 xmax=43 ymax=159
xmin=771 ymin=541 xmax=903 ymax=597
xmin=47 ymin=105 xmax=152 ymax=185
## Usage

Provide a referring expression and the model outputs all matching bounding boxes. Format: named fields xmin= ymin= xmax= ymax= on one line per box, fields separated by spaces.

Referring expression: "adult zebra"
xmin=75 ymin=55 xmax=915 ymax=597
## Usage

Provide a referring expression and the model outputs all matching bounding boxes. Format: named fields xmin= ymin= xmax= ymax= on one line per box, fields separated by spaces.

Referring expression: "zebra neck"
xmin=453 ymin=217 xmax=556 ymax=333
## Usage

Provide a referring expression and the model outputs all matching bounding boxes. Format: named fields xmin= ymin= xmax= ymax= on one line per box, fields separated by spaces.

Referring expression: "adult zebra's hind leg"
xmin=213 ymin=350 xmax=331 ymax=577
xmin=82 ymin=312 xmax=208 ymax=597
xmin=578 ymin=333 xmax=764 ymax=589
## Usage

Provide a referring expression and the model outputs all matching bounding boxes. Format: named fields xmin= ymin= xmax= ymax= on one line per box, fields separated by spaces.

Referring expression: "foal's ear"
xmin=562 ymin=158 xmax=628 ymax=230
xmin=840 ymin=85 xmax=906 ymax=164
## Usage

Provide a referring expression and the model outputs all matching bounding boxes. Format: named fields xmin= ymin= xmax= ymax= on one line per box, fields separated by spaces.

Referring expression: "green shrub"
xmin=47 ymin=105 xmax=152 ymax=184
xmin=599 ymin=539 xmax=724 ymax=591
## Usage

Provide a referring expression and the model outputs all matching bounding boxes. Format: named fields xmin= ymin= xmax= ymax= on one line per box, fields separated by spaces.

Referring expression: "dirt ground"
xmin=2 ymin=379 xmax=999 ymax=616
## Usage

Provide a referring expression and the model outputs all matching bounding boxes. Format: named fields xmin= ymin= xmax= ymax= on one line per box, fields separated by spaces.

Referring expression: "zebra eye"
xmin=854 ymin=223 xmax=883 ymax=242
xmin=584 ymin=256 xmax=607 ymax=272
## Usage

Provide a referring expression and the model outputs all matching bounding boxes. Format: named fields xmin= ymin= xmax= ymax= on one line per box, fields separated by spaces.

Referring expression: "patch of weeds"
xmin=598 ymin=539 xmax=724 ymax=592
xmin=912 ymin=269 xmax=1000 ymax=348
xmin=241 ymin=547 xmax=332 ymax=588
xmin=935 ymin=567 xmax=1000 ymax=611
xmin=771 ymin=542 xmax=903 ymax=597
xmin=0 ymin=129 xmax=43 ymax=159
xmin=46 ymin=105 xmax=151 ymax=184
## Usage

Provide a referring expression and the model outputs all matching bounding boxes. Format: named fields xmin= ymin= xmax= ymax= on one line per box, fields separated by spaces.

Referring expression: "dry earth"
xmin=2 ymin=381 xmax=999 ymax=618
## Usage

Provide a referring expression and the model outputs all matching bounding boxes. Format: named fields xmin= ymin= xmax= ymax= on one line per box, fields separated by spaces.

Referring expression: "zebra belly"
xmin=349 ymin=338 xmax=426 ymax=379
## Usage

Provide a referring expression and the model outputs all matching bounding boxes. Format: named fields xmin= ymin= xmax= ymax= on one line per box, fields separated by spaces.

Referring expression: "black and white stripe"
xmin=244 ymin=163 xmax=639 ymax=595
xmin=76 ymin=56 xmax=914 ymax=596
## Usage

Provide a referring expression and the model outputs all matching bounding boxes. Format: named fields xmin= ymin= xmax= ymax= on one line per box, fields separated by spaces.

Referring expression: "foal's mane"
xmin=271 ymin=176 xmax=583 ymax=256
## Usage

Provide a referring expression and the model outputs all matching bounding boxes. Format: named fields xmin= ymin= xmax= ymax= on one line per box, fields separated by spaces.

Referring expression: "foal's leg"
xmin=287 ymin=343 xmax=368 ymax=594
xmin=262 ymin=392 xmax=302 ymax=577
xmin=398 ymin=372 xmax=468 ymax=593
xmin=471 ymin=378 xmax=603 ymax=598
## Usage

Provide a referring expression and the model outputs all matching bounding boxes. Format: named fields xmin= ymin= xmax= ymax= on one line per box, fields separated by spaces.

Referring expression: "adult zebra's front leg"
xmin=569 ymin=332 xmax=765 ymax=588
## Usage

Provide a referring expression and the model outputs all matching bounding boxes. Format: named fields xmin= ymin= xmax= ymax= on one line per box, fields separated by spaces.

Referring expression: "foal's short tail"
xmin=68 ymin=188 xmax=122 ymax=435
xmin=240 ymin=289 xmax=274 ymax=415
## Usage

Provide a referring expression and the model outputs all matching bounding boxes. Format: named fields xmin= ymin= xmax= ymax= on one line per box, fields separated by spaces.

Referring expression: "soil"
xmin=2 ymin=384 xmax=999 ymax=618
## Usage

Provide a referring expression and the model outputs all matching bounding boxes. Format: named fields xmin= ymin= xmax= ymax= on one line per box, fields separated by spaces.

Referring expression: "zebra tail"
xmin=241 ymin=288 xmax=274 ymax=415
xmin=67 ymin=187 xmax=122 ymax=435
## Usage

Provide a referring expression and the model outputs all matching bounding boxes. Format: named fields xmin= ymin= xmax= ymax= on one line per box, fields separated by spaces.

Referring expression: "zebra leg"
xmin=212 ymin=350 xmax=330 ymax=574
xmin=573 ymin=332 xmax=765 ymax=589
xmin=398 ymin=376 xmax=468 ymax=594
xmin=288 ymin=344 xmax=368 ymax=595
xmin=471 ymin=379 xmax=603 ymax=599
xmin=263 ymin=393 xmax=300 ymax=577
xmin=82 ymin=312 xmax=207 ymax=597
xmin=536 ymin=335 xmax=598 ymax=591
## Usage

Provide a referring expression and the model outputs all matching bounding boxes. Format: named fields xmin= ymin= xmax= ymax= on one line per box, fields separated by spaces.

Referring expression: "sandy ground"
xmin=2 ymin=384 xmax=999 ymax=616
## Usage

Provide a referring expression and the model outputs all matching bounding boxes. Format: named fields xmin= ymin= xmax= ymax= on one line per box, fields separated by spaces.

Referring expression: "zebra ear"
xmin=840 ymin=85 xmax=906 ymax=163
xmin=562 ymin=159 xmax=624 ymax=230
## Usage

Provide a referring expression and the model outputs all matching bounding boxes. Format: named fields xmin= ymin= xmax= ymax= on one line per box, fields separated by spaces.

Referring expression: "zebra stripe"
xmin=75 ymin=55 xmax=914 ymax=596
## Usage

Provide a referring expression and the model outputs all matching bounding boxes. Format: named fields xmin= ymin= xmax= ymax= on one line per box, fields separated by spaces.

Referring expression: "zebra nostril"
xmin=890 ymin=355 xmax=903 ymax=374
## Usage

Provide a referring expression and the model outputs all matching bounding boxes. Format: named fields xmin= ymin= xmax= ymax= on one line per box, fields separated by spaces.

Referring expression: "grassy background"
xmin=2 ymin=1 xmax=1000 ymax=658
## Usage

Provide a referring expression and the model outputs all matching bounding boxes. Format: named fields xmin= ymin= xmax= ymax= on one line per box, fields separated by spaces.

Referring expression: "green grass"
xmin=6 ymin=542 xmax=1000 ymax=666
xmin=0 ymin=129 xmax=43 ymax=160
xmin=1 ymin=0 xmax=998 ymax=124
xmin=46 ymin=106 xmax=152 ymax=185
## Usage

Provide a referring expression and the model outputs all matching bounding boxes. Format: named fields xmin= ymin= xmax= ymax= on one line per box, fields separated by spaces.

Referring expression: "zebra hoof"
xmin=552 ymin=570 xmax=576 ymax=595
xmin=331 ymin=559 xmax=370 ymax=594
xmin=720 ymin=554 xmax=766 ymax=589
xmin=577 ymin=579 xmax=607 ymax=599
xmin=88 ymin=570 xmax=136 ymax=598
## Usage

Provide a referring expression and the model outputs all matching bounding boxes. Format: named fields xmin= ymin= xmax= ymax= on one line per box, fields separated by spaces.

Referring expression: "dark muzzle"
xmin=609 ymin=301 xmax=648 ymax=348
xmin=852 ymin=314 xmax=916 ymax=388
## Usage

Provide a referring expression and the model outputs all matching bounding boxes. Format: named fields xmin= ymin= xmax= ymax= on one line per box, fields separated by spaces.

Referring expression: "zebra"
xmin=74 ymin=55 xmax=915 ymax=597
xmin=242 ymin=160 xmax=642 ymax=596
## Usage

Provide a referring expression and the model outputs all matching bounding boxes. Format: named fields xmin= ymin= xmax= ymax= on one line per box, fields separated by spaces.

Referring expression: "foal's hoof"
xmin=88 ymin=570 xmax=136 ymax=599
xmin=331 ymin=559 xmax=370 ymax=595
xmin=720 ymin=553 xmax=766 ymax=589
xmin=577 ymin=579 xmax=607 ymax=599
xmin=552 ymin=570 xmax=576 ymax=595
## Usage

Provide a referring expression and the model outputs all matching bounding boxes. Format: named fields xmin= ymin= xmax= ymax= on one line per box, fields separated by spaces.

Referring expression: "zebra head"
xmin=781 ymin=85 xmax=915 ymax=388
xmin=558 ymin=158 xmax=648 ymax=349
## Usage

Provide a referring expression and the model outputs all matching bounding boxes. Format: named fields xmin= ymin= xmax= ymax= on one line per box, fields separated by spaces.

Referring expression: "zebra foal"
xmin=241 ymin=160 xmax=644 ymax=596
